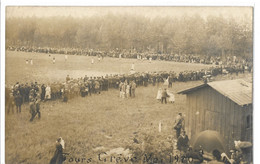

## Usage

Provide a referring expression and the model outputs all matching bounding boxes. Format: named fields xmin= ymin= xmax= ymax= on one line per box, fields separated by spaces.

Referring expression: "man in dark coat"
xmin=161 ymin=88 xmax=169 ymax=104
xmin=50 ymin=138 xmax=66 ymax=164
xmin=174 ymin=113 xmax=185 ymax=138
xmin=177 ymin=131 xmax=189 ymax=152
xmin=14 ymin=91 xmax=22 ymax=113
xmin=41 ymin=84 xmax=46 ymax=101
xmin=29 ymin=90 xmax=36 ymax=121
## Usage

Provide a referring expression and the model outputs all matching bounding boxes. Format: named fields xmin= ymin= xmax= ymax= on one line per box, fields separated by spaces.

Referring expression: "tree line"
xmin=6 ymin=14 xmax=253 ymax=57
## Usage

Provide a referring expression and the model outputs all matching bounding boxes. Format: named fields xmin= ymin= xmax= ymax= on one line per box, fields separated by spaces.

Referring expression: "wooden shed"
xmin=178 ymin=78 xmax=253 ymax=150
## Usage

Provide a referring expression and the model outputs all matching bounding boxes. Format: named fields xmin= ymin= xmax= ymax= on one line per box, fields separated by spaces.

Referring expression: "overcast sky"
xmin=6 ymin=6 xmax=253 ymax=21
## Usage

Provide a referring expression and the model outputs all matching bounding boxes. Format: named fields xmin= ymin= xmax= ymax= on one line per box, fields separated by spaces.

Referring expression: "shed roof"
xmin=178 ymin=79 xmax=252 ymax=106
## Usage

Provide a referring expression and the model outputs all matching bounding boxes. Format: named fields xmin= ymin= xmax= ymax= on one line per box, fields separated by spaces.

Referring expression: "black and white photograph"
xmin=2 ymin=5 xmax=254 ymax=164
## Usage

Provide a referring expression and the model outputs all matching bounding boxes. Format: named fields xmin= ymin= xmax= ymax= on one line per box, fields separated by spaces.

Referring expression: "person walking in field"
xmin=53 ymin=57 xmax=56 ymax=64
xmin=35 ymin=93 xmax=41 ymax=119
xmin=30 ymin=92 xmax=41 ymax=121
xmin=29 ymin=90 xmax=36 ymax=121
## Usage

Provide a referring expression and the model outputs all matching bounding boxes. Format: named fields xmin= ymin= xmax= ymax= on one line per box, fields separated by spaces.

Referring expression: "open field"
xmin=5 ymin=51 xmax=211 ymax=85
xmin=5 ymin=82 xmax=193 ymax=164
xmin=5 ymin=51 xmax=252 ymax=164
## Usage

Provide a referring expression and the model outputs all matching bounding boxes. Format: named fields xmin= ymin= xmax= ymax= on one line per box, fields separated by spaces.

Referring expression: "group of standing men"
xmin=119 ymin=81 xmax=137 ymax=98
xmin=6 ymin=82 xmax=41 ymax=122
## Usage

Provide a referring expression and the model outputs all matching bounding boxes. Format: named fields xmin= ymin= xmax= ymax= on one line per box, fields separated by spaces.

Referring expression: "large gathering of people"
xmin=6 ymin=45 xmax=252 ymax=66
xmin=5 ymin=46 xmax=253 ymax=163
xmin=5 ymin=62 xmax=251 ymax=121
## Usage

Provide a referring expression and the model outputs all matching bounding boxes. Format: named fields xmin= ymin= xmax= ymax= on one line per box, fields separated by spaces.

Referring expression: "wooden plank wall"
xmin=186 ymin=86 xmax=252 ymax=150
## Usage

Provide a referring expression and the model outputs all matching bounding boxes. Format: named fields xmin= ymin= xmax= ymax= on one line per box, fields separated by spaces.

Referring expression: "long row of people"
xmin=7 ymin=45 xmax=252 ymax=66
xmin=5 ymin=64 xmax=251 ymax=116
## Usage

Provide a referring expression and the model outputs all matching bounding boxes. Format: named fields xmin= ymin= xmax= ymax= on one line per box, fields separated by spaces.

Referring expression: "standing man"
xmin=14 ymin=91 xmax=22 ymax=113
xmin=41 ymin=84 xmax=46 ymax=101
xmin=131 ymin=81 xmax=136 ymax=98
xmin=35 ymin=93 xmax=41 ymax=119
xmin=174 ymin=113 xmax=185 ymax=138
xmin=29 ymin=90 xmax=36 ymax=121
xmin=161 ymin=88 xmax=168 ymax=104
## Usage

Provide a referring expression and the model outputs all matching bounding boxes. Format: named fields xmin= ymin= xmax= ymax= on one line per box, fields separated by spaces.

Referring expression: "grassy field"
xmin=5 ymin=51 xmax=211 ymax=85
xmin=5 ymin=51 xmax=252 ymax=164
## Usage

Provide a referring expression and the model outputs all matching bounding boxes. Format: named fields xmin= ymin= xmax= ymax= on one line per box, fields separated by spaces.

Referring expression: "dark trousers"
xmin=16 ymin=105 xmax=21 ymax=113
xmin=176 ymin=128 xmax=181 ymax=138
xmin=161 ymin=97 xmax=167 ymax=104
xmin=30 ymin=104 xmax=40 ymax=121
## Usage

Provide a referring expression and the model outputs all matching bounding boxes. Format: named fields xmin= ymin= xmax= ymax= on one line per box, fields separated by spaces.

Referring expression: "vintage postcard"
xmin=3 ymin=6 xmax=253 ymax=164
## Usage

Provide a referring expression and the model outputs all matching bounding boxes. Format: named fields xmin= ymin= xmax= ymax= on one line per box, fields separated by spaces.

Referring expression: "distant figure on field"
xmin=50 ymin=137 xmax=67 ymax=164
xmin=167 ymin=91 xmax=175 ymax=103
xmin=65 ymin=55 xmax=68 ymax=61
xmin=131 ymin=63 xmax=135 ymax=70
xmin=163 ymin=77 xmax=169 ymax=88
xmin=45 ymin=85 xmax=51 ymax=100
xmin=14 ymin=91 xmax=22 ymax=113
xmin=156 ymin=88 xmax=162 ymax=101
xmin=53 ymin=57 xmax=56 ymax=64
xmin=91 ymin=58 xmax=94 ymax=64
xmin=131 ymin=81 xmax=136 ymax=98
xmin=26 ymin=59 xmax=29 ymax=64
xmin=66 ymin=75 xmax=70 ymax=82
xmin=30 ymin=92 xmax=41 ymax=121
xmin=161 ymin=88 xmax=169 ymax=104
xmin=7 ymin=92 xmax=15 ymax=114
xmin=30 ymin=59 xmax=33 ymax=65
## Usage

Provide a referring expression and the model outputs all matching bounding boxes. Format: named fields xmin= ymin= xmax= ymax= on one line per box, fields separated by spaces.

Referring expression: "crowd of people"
xmin=5 ymin=62 xmax=251 ymax=123
xmin=6 ymin=45 xmax=253 ymax=66
xmin=119 ymin=81 xmax=137 ymax=99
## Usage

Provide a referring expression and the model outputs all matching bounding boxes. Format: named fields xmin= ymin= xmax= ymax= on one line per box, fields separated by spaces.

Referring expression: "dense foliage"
xmin=6 ymin=14 xmax=252 ymax=57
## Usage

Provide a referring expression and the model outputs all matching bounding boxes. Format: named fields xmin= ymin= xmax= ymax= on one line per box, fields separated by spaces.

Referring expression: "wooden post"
xmin=159 ymin=121 xmax=162 ymax=133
